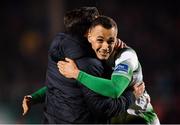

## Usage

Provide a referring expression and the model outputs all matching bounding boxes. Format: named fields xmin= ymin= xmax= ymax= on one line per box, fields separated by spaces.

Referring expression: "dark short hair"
xmin=89 ymin=15 xmax=118 ymax=32
xmin=64 ymin=7 xmax=99 ymax=36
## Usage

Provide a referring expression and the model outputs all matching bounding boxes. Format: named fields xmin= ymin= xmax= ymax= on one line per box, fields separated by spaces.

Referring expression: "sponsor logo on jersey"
xmin=114 ymin=63 xmax=129 ymax=73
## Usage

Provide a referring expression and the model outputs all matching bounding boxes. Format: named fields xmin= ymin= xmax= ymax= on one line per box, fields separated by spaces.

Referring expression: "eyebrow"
xmin=96 ymin=36 xmax=104 ymax=39
xmin=96 ymin=36 xmax=115 ymax=40
xmin=108 ymin=37 xmax=114 ymax=40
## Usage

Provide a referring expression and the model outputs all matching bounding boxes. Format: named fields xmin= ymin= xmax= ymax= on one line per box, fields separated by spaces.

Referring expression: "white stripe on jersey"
xmin=115 ymin=50 xmax=138 ymax=71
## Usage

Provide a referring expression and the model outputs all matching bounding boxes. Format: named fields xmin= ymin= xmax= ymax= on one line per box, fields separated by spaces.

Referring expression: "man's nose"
xmin=102 ymin=42 xmax=109 ymax=49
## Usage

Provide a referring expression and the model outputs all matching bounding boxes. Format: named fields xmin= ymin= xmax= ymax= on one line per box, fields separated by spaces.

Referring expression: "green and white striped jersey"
xmin=109 ymin=47 xmax=160 ymax=124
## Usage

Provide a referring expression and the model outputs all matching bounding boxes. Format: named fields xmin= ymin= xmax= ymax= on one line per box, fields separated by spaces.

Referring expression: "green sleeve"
xmin=31 ymin=86 xmax=47 ymax=104
xmin=77 ymin=71 xmax=132 ymax=99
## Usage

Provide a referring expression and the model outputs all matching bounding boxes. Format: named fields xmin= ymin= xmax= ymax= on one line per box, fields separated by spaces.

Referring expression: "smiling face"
xmin=88 ymin=25 xmax=117 ymax=60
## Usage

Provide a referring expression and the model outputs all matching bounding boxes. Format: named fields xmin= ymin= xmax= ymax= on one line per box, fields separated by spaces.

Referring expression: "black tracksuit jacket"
xmin=43 ymin=33 xmax=136 ymax=123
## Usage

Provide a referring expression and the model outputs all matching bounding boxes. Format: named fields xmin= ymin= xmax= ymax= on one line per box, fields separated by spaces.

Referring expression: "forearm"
xmin=31 ymin=86 xmax=47 ymax=104
xmin=77 ymin=71 xmax=130 ymax=98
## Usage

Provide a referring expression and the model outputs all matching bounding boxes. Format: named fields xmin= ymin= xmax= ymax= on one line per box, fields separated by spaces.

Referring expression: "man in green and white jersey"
xmin=58 ymin=15 xmax=160 ymax=124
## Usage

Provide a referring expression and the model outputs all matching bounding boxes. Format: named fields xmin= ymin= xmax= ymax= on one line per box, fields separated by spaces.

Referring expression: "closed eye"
xmin=107 ymin=39 xmax=115 ymax=44
xmin=97 ymin=38 xmax=104 ymax=43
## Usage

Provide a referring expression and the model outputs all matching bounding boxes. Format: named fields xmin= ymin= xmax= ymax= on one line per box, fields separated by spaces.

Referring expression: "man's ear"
xmin=87 ymin=31 xmax=92 ymax=43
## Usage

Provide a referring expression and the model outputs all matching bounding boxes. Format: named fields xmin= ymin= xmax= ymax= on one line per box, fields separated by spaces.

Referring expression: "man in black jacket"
xmin=43 ymin=7 xmax=142 ymax=123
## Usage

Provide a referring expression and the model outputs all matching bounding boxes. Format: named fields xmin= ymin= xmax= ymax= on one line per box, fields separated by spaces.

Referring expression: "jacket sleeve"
xmin=31 ymin=86 xmax=47 ymax=104
xmin=78 ymin=62 xmax=136 ymax=118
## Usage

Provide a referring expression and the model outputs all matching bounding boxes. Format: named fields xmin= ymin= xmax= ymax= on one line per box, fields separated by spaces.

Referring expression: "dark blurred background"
xmin=0 ymin=0 xmax=179 ymax=123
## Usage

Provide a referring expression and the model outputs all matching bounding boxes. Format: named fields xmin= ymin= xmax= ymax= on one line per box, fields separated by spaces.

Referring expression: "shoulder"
xmin=115 ymin=48 xmax=139 ymax=71
xmin=49 ymin=33 xmax=80 ymax=52
xmin=76 ymin=57 xmax=104 ymax=76
xmin=51 ymin=32 xmax=78 ymax=46
xmin=49 ymin=32 xmax=66 ymax=49
xmin=76 ymin=57 xmax=102 ymax=67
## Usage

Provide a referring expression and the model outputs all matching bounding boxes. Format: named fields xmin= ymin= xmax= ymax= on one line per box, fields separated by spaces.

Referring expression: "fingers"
xmin=22 ymin=103 xmax=26 ymax=115
xmin=133 ymin=82 xmax=145 ymax=90
xmin=57 ymin=63 xmax=64 ymax=74
xmin=57 ymin=58 xmax=75 ymax=66
xmin=22 ymin=95 xmax=32 ymax=116
xmin=22 ymin=105 xmax=28 ymax=116
xmin=57 ymin=61 xmax=69 ymax=76
xmin=133 ymin=83 xmax=139 ymax=88
xmin=65 ymin=58 xmax=73 ymax=63
xmin=138 ymin=82 xmax=145 ymax=87
xmin=138 ymin=82 xmax=145 ymax=92
xmin=22 ymin=106 xmax=28 ymax=116
xmin=57 ymin=61 xmax=67 ymax=73
xmin=22 ymin=97 xmax=29 ymax=116
xmin=133 ymin=82 xmax=145 ymax=98
xmin=58 ymin=61 xmax=67 ymax=65
xmin=57 ymin=60 xmax=71 ymax=68
xmin=57 ymin=61 xmax=64 ymax=68
xmin=57 ymin=59 xmax=75 ymax=72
